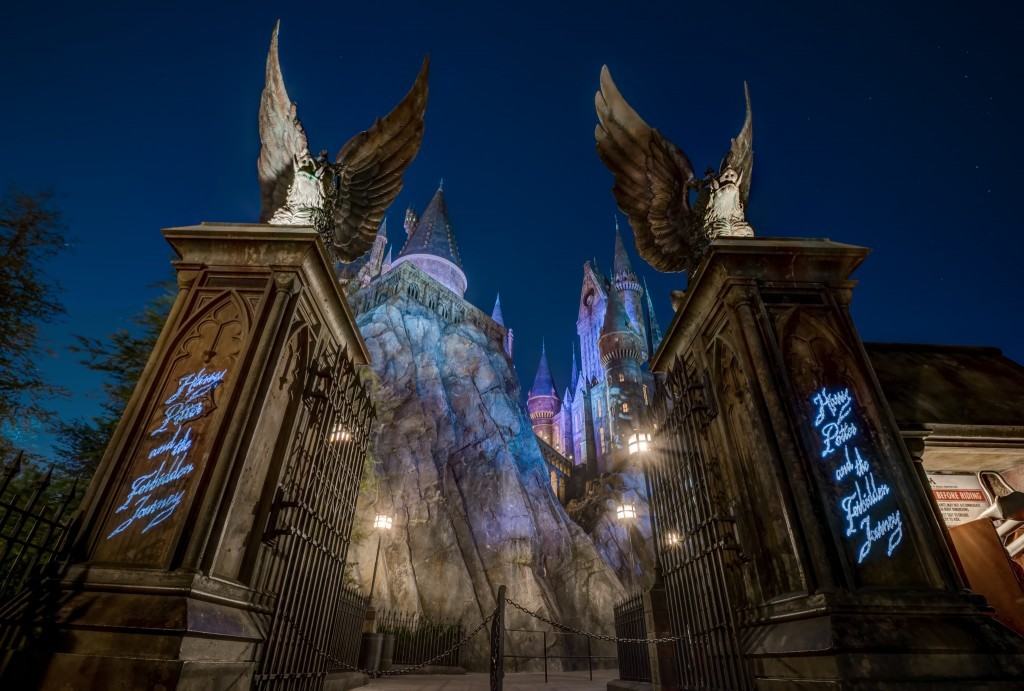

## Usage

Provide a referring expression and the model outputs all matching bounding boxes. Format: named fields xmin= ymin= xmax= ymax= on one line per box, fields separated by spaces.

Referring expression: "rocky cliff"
xmin=566 ymin=470 xmax=656 ymax=591
xmin=345 ymin=263 xmax=624 ymax=670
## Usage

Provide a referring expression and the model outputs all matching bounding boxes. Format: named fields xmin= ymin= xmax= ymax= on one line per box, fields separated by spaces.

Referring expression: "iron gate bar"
xmin=252 ymin=344 xmax=374 ymax=690
xmin=649 ymin=359 xmax=752 ymax=690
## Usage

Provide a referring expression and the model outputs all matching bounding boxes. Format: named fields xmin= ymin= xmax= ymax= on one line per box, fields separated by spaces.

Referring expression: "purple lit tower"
xmin=527 ymin=342 xmax=561 ymax=447
xmin=527 ymin=222 xmax=662 ymax=484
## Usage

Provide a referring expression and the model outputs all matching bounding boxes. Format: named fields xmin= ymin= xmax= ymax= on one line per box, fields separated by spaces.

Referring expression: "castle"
xmin=337 ymin=185 xmax=662 ymax=504
xmin=526 ymin=224 xmax=663 ymax=498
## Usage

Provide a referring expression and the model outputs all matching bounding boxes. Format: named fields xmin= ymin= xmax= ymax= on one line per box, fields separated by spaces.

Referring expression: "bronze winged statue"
xmin=595 ymin=65 xmax=752 ymax=273
xmin=258 ymin=21 xmax=429 ymax=261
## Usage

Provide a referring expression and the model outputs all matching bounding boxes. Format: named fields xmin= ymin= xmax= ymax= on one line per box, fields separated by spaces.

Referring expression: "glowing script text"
xmin=107 ymin=367 xmax=227 ymax=540
xmin=811 ymin=387 xmax=903 ymax=565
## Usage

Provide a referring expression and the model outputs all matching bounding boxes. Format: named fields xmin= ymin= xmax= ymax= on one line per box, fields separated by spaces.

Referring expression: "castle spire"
xmin=613 ymin=220 xmax=637 ymax=281
xmin=491 ymin=292 xmax=504 ymax=326
xmin=570 ymin=347 xmax=580 ymax=390
xmin=644 ymin=277 xmax=664 ymax=353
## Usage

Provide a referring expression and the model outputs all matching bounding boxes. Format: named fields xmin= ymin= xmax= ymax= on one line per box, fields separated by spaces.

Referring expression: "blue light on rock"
xmin=107 ymin=367 xmax=227 ymax=540
xmin=811 ymin=387 xmax=903 ymax=565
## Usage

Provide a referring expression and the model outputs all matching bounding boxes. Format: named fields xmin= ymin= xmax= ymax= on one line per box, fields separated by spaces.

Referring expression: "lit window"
xmin=622 ymin=403 xmax=629 ymax=413
xmin=616 ymin=503 xmax=637 ymax=520
xmin=373 ymin=514 xmax=393 ymax=530
xmin=618 ymin=373 xmax=625 ymax=383
xmin=643 ymin=385 xmax=649 ymax=405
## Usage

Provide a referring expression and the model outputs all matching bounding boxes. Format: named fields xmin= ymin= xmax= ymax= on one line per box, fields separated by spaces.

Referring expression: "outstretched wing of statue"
xmin=720 ymin=82 xmax=753 ymax=206
xmin=257 ymin=21 xmax=308 ymax=223
xmin=331 ymin=58 xmax=430 ymax=261
xmin=595 ymin=65 xmax=703 ymax=273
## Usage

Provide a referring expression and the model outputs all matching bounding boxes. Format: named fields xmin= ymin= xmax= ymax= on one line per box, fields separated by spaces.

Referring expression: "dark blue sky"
xmin=3 ymin=1 xmax=1022 ymax=454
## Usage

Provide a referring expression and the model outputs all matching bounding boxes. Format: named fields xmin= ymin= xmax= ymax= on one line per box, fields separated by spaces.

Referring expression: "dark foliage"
xmin=0 ymin=189 xmax=66 ymax=455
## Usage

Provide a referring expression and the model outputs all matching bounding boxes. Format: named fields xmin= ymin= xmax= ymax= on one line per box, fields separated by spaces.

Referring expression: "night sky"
xmin=3 ymin=1 xmax=1022 ymax=455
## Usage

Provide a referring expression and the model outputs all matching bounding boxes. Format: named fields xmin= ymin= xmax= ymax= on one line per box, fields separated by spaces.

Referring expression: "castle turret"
xmin=393 ymin=184 xmax=468 ymax=297
xmin=527 ymin=342 xmax=561 ymax=447
xmin=598 ymin=288 xmax=646 ymax=472
xmin=612 ymin=221 xmax=647 ymax=356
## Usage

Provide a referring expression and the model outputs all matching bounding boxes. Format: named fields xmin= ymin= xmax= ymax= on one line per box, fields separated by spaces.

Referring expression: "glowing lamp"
xmin=616 ymin=503 xmax=637 ymax=521
xmin=627 ymin=432 xmax=651 ymax=456
xmin=665 ymin=531 xmax=681 ymax=547
xmin=373 ymin=514 xmax=393 ymax=531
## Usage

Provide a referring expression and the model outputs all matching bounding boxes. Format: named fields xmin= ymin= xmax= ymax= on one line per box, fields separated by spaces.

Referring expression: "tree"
xmin=56 ymin=285 xmax=174 ymax=477
xmin=0 ymin=190 xmax=66 ymax=455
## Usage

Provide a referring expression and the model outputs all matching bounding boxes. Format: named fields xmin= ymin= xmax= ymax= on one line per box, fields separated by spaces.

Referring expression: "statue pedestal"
xmin=649 ymin=237 xmax=1024 ymax=688
xmin=3 ymin=223 xmax=370 ymax=689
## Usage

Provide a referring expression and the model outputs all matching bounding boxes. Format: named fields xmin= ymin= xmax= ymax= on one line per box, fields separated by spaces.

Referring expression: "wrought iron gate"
xmin=648 ymin=358 xmax=752 ymax=690
xmin=251 ymin=342 xmax=374 ymax=690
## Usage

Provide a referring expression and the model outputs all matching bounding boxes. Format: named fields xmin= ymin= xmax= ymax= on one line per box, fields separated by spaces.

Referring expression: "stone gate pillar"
xmin=650 ymin=237 xmax=1024 ymax=688
xmin=7 ymin=223 xmax=370 ymax=689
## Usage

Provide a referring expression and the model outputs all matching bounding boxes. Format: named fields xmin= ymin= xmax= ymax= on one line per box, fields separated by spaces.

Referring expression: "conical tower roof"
xmin=491 ymin=293 xmax=504 ymax=326
xmin=529 ymin=342 xmax=558 ymax=398
xmin=398 ymin=185 xmax=462 ymax=267
xmin=612 ymin=219 xmax=637 ymax=281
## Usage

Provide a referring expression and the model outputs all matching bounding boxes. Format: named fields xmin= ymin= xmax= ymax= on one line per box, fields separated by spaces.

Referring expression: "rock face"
xmin=346 ymin=263 xmax=625 ymax=670
xmin=566 ymin=470 xmax=655 ymax=591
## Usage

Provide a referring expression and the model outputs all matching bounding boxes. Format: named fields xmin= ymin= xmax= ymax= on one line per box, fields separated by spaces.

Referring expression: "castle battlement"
xmin=349 ymin=261 xmax=508 ymax=352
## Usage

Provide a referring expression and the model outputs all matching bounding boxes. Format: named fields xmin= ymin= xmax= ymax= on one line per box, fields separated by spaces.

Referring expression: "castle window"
xmin=622 ymin=402 xmax=629 ymax=413
xmin=618 ymin=373 xmax=625 ymax=383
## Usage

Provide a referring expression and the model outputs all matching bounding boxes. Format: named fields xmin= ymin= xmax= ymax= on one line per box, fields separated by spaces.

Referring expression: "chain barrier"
xmin=504 ymin=597 xmax=686 ymax=644
xmin=274 ymin=608 xmax=495 ymax=679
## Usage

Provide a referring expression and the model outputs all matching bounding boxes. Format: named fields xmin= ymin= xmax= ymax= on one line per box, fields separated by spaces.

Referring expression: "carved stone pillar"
xmin=6 ymin=223 xmax=369 ymax=690
xmin=651 ymin=237 xmax=1024 ymax=688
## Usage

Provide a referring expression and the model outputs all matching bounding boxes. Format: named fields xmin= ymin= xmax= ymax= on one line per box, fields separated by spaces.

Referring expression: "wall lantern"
xmin=627 ymin=432 xmax=651 ymax=456
xmin=329 ymin=423 xmax=352 ymax=443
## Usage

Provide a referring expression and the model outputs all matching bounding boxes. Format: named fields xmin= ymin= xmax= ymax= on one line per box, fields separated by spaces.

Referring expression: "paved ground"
xmin=366 ymin=670 xmax=616 ymax=690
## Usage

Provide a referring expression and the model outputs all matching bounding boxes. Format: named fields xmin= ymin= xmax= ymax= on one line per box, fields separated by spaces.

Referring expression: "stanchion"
xmin=490 ymin=585 xmax=506 ymax=691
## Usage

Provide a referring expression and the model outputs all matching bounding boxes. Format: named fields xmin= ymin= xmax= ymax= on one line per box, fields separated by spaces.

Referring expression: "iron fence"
xmin=0 ymin=453 xmax=78 ymax=605
xmin=250 ymin=342 xmax=374 ymax=690
xmin=332 ymin=585 xmax=370 ymax=670
xmin=376 ymin=608 xmax=464 ymax=668
xmin=613 ymin=592 xmax=651 ymax=682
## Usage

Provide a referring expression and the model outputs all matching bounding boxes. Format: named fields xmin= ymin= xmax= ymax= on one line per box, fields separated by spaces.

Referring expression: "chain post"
xmin=490 ymin=585 xmax=506 ymax=691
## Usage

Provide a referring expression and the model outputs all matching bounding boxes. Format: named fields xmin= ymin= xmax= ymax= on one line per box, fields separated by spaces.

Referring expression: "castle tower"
xmin=527 ymin=342 xmax=561 ymax=447
xmin=598 ymin=287 xmax=646 ymax=473
xmin=393 ymin=184 xmax=467 ymax=297
xmin=559 ymin=384 xmax=574 ymax=459
xmin=612 ymin=221 xmax=647 ymax=357
xmin=577 ymin=261 xmax=608 ymax=384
